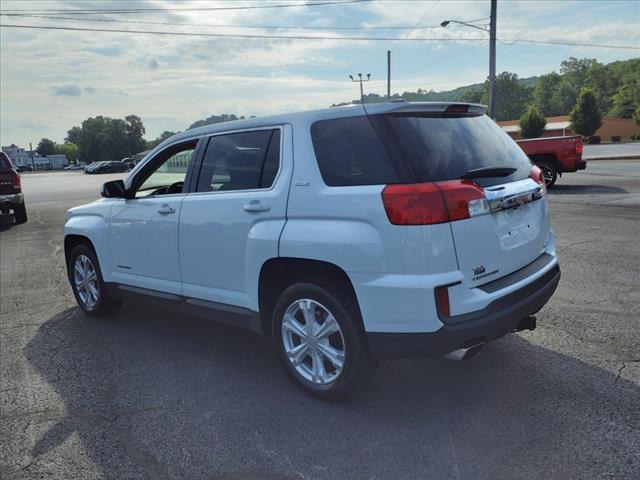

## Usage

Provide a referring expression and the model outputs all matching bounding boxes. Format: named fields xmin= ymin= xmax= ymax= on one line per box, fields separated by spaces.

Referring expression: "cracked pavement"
xmin=1 ymin=162 xmax=639 ymax=479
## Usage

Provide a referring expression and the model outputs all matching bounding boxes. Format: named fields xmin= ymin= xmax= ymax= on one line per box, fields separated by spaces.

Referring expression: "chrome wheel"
xmin=73 ymin=254 xmax=99 ymax=309
xmin=541 ymin=165 xmax=554 ymax=185
xmin=281 ymin=299 xmax=346 ymax=385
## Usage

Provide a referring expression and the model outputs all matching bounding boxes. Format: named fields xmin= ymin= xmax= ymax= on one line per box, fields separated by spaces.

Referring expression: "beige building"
xmin=499 ymin=115 xmax=640 ymax=141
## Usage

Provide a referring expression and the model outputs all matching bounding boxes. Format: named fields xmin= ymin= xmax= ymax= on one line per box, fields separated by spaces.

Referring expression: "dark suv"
xmin=0 ymin=151 xmax=27 ymax=224
xmin=96 ymin=161 xmax=129 ymax=174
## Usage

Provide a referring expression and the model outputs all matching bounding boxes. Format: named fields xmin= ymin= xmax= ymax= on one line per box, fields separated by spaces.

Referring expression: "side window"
xmin=196 ymin=129 xmax=280 ymax=192
xmin=135 ymin=141 xmax=197 ymax=197
xmin=310 ymin=116 xmax=399 ymax=186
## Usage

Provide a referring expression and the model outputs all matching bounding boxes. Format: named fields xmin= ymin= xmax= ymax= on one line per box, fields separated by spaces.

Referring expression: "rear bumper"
xmin=0 ymin=193 xmax=23 ymax=208
xmin=367 ymin=264 xmax=560 ymax=359
xmin=576 ymin=160 xmax=587 ymax=170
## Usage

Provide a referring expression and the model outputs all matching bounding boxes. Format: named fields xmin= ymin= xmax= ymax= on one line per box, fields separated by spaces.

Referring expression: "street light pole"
xmin=488 ymin=0 xmax=497 ymax=119
xmin=349 ymin=73 xmax=371 ymax=103
xmin=441 ymin=0 xmax=498 ymax=119
xmin=387 ymin=50 xmax=391 ymax=100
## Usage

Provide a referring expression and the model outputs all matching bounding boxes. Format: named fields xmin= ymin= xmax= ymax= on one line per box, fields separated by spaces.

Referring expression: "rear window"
xmin=372 ymin=113 xmax=532 ymax=186
xmin=311 ymin=113 xmax=531 ymax=187
xmin=310 ymin=116 xmax=399 ymax=186
xmin=0 ymin=152 xmax=14 ymax=168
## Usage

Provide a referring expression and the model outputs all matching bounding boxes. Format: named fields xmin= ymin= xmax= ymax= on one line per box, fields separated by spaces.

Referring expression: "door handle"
xmin=243 ymin=200 xmax=270 ymax=213
xmin=157 ymin=204 xmax=176 ymax=215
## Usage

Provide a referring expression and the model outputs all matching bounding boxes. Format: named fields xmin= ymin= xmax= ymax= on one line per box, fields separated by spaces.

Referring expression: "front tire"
xmin=272 ymin=282 xmax=376 ymax=400
xmin=68 ymin=244 xmax=122 ymax=317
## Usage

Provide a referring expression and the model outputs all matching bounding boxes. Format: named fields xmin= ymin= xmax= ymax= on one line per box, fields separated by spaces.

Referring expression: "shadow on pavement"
xmin=549 ymin=184 xmax=628 ymax=195
xmin=19 ymin=303 xmax=640 ymax=479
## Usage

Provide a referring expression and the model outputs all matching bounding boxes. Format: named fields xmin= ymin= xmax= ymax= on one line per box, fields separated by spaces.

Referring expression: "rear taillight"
xmin=381 ymin=180 xmax=485 ymax=225
xmin=530 ymin=165 xmax=546 ymax=193
xmin=435 ymin=286 xmax=451 ymax=317
xmin=574 ymin=139 xmax=583 ymax=155
xmin=12 ymin=172 xmax=21 ymax=190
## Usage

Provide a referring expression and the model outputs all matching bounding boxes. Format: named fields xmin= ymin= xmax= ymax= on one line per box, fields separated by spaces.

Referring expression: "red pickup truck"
xmin=516 ymin=135 xmax=586 ymax=187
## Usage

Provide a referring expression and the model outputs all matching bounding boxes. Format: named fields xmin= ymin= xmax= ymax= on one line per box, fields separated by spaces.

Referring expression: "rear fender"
xmin=279 ymin=219 xmax=393 ymax=273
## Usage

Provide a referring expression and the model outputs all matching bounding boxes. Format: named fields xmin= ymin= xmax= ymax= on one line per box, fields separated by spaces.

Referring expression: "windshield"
xmin=372 ymin=113 xmax=533 ymax=187
xmin=0 ymin=152 xmax=14 ymax=168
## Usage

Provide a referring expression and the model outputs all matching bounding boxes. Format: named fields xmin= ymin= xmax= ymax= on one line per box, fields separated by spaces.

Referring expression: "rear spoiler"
xmin=368 ymin=101 xmax=487 ymax=116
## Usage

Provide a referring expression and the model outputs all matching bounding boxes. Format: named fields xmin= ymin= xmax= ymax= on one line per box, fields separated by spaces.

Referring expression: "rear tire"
xmin=538 ymin=161 xmax=558 ymax=187
xmin=68 ymin=244 xmax=122 ymax=317
xmin=272 ymin=282 xmax=377 ymax=400
xmin=13 ymin=203 xmax=27 ymax=224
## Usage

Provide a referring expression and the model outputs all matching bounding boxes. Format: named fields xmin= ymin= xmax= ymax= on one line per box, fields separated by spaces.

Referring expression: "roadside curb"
xmin=584 ymin=155 xmax=640 ymax=161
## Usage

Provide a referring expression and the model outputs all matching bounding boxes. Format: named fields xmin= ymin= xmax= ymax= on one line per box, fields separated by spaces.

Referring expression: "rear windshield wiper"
xmin=461 ymin=166 xmax=517 ymax=179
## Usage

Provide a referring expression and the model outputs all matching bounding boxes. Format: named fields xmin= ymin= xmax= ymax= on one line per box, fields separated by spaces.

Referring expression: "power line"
xmin=0 ymin=13 xmax=445 ymax=30
xmin=406 ymin=0 xmax=441 ymax=38
xmin=504 ymin=38 xmax=640 ymax=50
xmin=0 ymin=23 xmax=488 ymax=42
xmin=0 ymin=0 xmax=370 ymax=15
xmin=395 ymin=43 xmax=487 ymax=77
xmin=1 ymin=23 xmax=638 ymax=50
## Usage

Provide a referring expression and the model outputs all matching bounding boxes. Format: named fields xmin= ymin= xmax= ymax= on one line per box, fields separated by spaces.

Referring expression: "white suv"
xmin=64 ymin=102 xmax=560 ymax=398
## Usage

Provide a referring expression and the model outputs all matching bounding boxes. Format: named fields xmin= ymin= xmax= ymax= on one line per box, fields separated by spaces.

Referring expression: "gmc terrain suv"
xmin=64 ymin=102 xmax=560 ymax=398
xmin=0 ymin=151 xmax=27 ymax=224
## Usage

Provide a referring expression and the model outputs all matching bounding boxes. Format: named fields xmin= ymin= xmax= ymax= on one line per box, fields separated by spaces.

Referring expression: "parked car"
xmin=516 ymin=135 xmax=585 ymax=187
xmin=92 ymin=161 xmax=129 ymax=174
xmin=122 ymin=158 xmax=135 ymax=170
xmin=0 ymin=151 xmax=27 ymax=224
xmin=83 ymin=161 xmax=104 ymax=174
xmin=64 ymin=102 xmax=560 ymax=398
xmin=64 ymin=164 xmax=84 ymax=171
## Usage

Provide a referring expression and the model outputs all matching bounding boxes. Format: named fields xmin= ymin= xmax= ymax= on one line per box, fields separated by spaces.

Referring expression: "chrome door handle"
xmin=157 ymin=204 xmax=176 ymax=215
xmin=243 ymin=200 xmax=270 ymax=213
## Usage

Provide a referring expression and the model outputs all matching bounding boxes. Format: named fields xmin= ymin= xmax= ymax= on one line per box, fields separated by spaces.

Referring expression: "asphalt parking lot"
xmin=1 ymin=162 xmax=639 ymax=480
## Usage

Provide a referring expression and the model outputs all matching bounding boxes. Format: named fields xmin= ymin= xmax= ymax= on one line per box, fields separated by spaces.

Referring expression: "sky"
xmin=1 ymin=0 xmax=639 ymax=146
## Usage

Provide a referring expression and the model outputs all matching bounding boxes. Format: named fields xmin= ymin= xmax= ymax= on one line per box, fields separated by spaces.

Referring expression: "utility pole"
xmin=29 ymin=142 xmax=35 ymax=171
xmin=387 ymin=50 xmax=391 ymax=100
xmin=349 ymin=73 xmax=371 ymax=103
xmin=441 ymin=0 xmax=498 ymax=119
xmin=488 ymin=0 xmax=497 ymax=119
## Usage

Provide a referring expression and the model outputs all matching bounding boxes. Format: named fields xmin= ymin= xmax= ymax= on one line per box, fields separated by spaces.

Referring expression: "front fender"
xmin=64 ymin=206 xmax=113 ymax=281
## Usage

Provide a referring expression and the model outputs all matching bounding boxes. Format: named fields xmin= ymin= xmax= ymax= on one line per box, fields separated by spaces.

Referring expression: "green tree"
xmin=188 ymin=114 xmax=244 ymax=130
xmin=147 ymin=130 xmax=179 ymax=149
xmin=585 ymin=62 xmax=619 ymax=114
xmin=534 ymin=72 xmax=563 ymax=116
xmin=65 ymin=126 xmax=82 ymax=145
xmin=550 ymin=80 xmax=579 ymax=116
xmin=608 ymin=77 xmax=640 ymax=119
xmin=67 ymin=115 xmax=146 ymax=162
xmin=560 ymin=57 xmax=598 ymax=89
xmin=633 ymin=105 xmax=640 ymax=126
xmin=519 ymin=106 xmax=547 ymax=138
xmin=459 ymin=89 xmax=483 ymax=104
xmin=124 ymin=115 xmax=147 ymax=154
xmin=36 ymin=138 xmax=56 ymax=156
xmin=55 ymin=142 xmax=79 ymax=164
xmin=480 ymin=72 xmax=533 ymax=121
xmin=570 ymin=87 xmax=602 ymax=137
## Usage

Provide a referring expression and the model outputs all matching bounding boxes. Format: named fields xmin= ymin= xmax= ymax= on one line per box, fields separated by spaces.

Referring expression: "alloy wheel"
xmin=73 ymin=254 xmax=99 ymax=309
xmin=281 ymin=299 xmax=346 ymax=385
xmin=541 ymin=165 xmax=554 ymax=185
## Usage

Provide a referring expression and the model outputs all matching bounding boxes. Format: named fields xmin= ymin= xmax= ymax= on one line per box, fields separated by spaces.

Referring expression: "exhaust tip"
xmin=444 ymin=343 xmax=485 ymax=362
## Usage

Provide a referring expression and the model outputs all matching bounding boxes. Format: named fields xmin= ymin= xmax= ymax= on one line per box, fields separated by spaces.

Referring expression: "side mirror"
xmin=101 ymin=179 xmax=127 ymax=198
